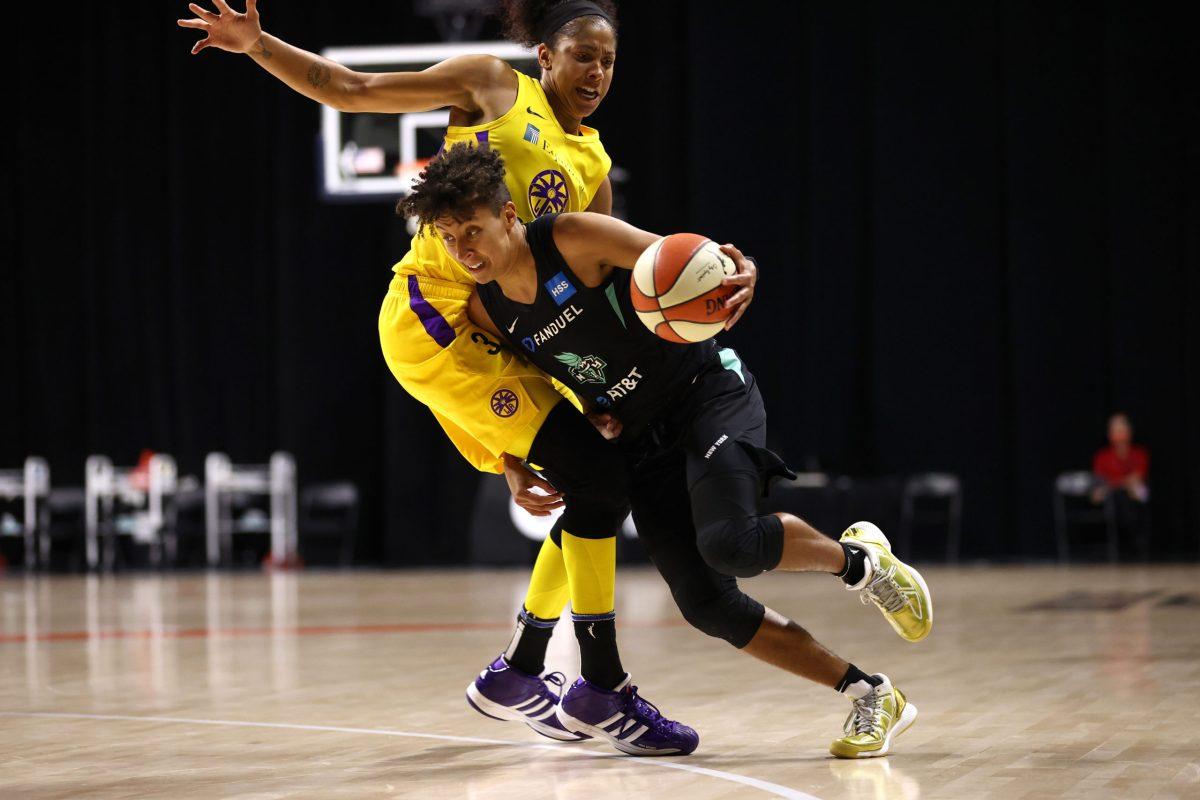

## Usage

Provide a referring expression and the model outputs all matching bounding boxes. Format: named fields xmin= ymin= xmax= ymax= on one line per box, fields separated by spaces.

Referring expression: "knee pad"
xmin=671 ymin=585 xmax=765 ymax=648
xmin=696 ymin=514 xmax=784 ymax=578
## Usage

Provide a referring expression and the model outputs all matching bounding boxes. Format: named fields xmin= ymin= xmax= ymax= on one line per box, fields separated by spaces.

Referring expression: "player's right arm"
xmin=177 ymin=1 xmax=515 ymax=115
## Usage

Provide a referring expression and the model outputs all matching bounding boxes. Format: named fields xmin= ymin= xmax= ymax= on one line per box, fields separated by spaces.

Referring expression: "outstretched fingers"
xmin=187 ymin=3 xmax=218 ymax=22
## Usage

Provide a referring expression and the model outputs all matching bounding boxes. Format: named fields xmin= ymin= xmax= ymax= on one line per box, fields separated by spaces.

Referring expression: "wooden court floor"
xmin=2 ymin=564 xmax=1198 ymax=799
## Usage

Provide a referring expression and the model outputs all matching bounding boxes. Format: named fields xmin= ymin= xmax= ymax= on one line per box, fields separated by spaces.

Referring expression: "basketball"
xmin=630 ymin=234 xmax=738 ymax=343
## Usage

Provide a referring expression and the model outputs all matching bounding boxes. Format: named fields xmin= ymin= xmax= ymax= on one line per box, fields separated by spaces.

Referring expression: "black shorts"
xmin=621 ymin=348 xmax=795 ymax=645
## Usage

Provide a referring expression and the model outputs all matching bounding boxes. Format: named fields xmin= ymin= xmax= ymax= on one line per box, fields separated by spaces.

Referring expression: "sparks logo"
xmin=490 ymin=389 xmax=519 ymax=418
xmin=529 ymin=169 xmax=568 ymax=216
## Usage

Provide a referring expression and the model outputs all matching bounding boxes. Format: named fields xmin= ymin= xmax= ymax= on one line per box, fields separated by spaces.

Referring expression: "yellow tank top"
xmin=393 ymin=69 xmax=612 ymax=283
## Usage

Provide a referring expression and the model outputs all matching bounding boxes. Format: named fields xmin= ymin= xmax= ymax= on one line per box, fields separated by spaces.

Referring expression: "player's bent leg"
xmin=741 ymin=608 xmax=852 ymax=687
xmin=522 ymin=405 xmax=696 ymax=754
xmin=530 ymin=406 xmax=632 ymax=690
xmin=690 ymin=461 xmax=785 ymax=578
xmin=840 ymin=522 xmax=933 ymax=642
xmin=467 ymin=529 xmax=591 ymax=742
xmin=670 ymin=578 xmax=767 ymax=648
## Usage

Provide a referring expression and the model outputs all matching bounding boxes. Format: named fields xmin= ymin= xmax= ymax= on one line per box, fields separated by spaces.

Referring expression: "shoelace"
xmin=861 ymin=563 xmax=908 ymax=613
xmin=843 ymin=688 xmax=884 ymax=736
xmin=623 ymin=685 xmax=672 ymax=732
xmin=540 ymin=671 xmax=568 ymax=702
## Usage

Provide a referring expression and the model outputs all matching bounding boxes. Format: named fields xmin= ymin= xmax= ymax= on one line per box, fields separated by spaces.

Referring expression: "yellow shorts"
xmin=378 ymin=271 xmax=568 ymax=473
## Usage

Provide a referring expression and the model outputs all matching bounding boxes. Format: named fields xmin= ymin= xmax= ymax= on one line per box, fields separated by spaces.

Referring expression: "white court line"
xmin=0 ymin=710 xmax=821 ymax=800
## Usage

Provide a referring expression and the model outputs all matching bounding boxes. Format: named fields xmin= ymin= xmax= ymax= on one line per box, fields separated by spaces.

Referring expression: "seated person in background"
xmin=1092 ymin=413 xmax=1149 ymax=502
xmin=1091 ymin=412 xmax=1151 ymax=552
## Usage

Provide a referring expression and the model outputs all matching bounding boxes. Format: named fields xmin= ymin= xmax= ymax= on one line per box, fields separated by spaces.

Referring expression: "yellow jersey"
xmin=392 ymin=69 xmax=613 ymax=283
xmin=380 ymin=68 xmax=612 ymax=473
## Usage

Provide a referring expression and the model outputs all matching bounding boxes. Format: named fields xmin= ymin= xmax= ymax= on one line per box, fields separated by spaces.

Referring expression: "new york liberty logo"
xmin=555 ymin=352 xmax=607 ymax=385
xmin=529 ymin=169 xmax=569 ymax=216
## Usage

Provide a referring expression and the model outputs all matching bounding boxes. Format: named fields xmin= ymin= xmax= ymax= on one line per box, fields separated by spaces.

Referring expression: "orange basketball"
xmin=630 ymin=234 xmax=738 ymax=343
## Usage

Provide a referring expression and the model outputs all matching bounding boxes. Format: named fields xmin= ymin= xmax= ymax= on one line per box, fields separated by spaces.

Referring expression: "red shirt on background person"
xmin=1092 ymin=413 xmax=1149 ymax=501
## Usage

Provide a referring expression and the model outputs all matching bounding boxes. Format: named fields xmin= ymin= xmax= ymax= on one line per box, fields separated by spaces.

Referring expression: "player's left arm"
xmin=552 ymin=212 xmax=658 ymax=282
xmin=553 ymin=213 xmax=758 ymax=330
xmin=584 ymin=175 xmax=613 ymax=216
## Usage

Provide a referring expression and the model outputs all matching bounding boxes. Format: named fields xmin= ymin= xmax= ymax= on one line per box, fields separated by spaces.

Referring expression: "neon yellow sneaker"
xmin=830 ymin=675 xmax=918 ymax=759
xmin=840 ymin=521 xmax=933 ymax=642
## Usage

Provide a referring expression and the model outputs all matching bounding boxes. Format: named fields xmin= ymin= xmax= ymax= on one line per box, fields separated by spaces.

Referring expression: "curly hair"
xmin=397 ymin=144 xmax=512 ymax=226
xmin=499 ymin=0 xmax=619 ymax=48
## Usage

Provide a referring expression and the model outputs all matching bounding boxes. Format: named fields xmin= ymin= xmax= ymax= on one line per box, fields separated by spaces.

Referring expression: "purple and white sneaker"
xmin=465 ymin=657 xmax=589 ymax=742
xmin=555 ymin=675 xmax=699 ymax=756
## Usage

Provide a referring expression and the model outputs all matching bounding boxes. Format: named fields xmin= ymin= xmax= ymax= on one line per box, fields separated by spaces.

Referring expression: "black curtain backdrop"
xmin=2 ymin=1 xmax=1196 ymax=564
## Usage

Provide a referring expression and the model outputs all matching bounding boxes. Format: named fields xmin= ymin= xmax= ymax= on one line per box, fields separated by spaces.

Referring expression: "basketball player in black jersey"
xmin=400 ymin=144 xmax=935 ymax=759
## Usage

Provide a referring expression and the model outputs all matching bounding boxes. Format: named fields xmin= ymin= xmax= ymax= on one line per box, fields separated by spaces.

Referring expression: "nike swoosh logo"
xmin=507 ymin=318 xmax=519 ymax=333
xmin=527 ymin=107 xmax=546 ymax=119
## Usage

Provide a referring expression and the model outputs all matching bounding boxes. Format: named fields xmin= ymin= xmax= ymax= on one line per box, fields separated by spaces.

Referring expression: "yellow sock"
xmin=561 ymin=531 xmax=616 ymax=615
xmin=522 ymin=536 xmax=570 ymax=619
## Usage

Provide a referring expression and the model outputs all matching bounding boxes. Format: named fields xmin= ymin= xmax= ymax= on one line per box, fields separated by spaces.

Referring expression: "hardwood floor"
xmin=2 ymin=565 xmax=1198 ymax=798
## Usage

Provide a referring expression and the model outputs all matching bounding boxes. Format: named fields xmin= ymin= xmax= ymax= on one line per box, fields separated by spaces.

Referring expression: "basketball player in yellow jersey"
xmin=179 ymin=0 xmax=704 ymax=754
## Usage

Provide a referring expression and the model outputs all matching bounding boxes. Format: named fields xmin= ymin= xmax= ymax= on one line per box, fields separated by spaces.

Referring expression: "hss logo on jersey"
xmin=544 ymin=271 xmax=577 ymax=306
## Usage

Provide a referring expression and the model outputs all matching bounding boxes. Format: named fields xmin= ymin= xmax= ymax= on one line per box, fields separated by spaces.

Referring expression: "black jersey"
xmin=478 ymin=214 xmax=715 ymax=438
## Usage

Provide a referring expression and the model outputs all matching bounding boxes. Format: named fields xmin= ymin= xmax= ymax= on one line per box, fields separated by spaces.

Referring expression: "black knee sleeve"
xmin=671 ymin=584 xmax=765 ymax=648
xmin=695 ymin=513 xmax=784 ymax=578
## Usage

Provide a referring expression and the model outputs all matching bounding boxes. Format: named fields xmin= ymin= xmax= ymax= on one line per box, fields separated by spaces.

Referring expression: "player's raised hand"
xmin=719 ymin=243 xmax=757 ymax=330
xmin=177 ymin=0 xmax=263 ymax=56
xmin=501 ymin=455 xmax=564 ymax=517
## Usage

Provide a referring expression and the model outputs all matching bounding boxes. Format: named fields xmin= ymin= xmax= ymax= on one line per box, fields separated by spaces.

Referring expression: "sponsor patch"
xmin=519 ymin=304 xmax=584 ymax=351
xmin=544 ymin=271 xmax=577 ymax=306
